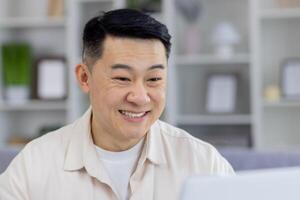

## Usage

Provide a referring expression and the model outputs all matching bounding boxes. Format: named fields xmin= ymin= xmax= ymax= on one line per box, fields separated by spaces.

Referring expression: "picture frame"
xmin=32 ymin=57 xmax=67 ymax=100
xmin=281 ymin=58 xmax=300 ymax=100
xmin=205 ymin=73 xmax=238 ymax=113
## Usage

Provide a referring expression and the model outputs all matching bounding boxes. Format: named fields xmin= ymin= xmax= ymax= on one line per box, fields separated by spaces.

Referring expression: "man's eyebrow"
xmin=111 ymin=64 xmax=165 ymax=71
xmin=148 ymin=64 xmax=165 ymax=71
xmin=111 ymin=64 xmax=132 ymax=71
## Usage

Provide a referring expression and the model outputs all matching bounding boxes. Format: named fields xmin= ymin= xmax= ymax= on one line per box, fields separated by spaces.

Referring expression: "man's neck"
xmin=91 ymin=117 xmax=146 ymax=152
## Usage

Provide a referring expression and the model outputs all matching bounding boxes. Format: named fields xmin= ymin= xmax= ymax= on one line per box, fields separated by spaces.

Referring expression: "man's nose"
xmin=126 ymin=82 xmax=151 ymax=106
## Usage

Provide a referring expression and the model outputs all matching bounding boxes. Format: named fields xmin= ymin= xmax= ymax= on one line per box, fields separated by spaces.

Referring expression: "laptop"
xmin=181 ymin=167 xmax=300 ymax=200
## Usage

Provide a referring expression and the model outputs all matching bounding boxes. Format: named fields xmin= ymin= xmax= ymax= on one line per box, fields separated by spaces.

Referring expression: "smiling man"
xmin=0 ymin=9 xmax=234 ymax=200
xmin=81 ymin=36 xmax=168 ymax=152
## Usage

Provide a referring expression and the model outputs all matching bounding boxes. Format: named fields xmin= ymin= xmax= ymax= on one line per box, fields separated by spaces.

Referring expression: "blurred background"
xmin=1 ymin=0 xmax=300 ymax=172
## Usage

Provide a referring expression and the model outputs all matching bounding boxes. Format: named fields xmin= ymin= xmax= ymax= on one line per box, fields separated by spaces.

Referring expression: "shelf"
xmin=176 ymin=114 xmax=252 ymax=125
xmin=0 ymin=17 xmax=65 ymax=29
xmin=176 ymin=54 xmax=250 ymax=66
xmin=260 ymin=8 xmax=300 ymax=19
xmin=0 ymin=100 xmax=67 ymax=111
xmin=264 ymin=100 xmax=300 ymax=108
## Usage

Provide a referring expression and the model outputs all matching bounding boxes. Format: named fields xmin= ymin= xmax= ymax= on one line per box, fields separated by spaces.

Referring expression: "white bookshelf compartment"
xmin=13 ymin=28 xmax=66 ymax=57
xmin=175 ymin=0 xmax=250 ymax=56
xmin=1 ymin=0 xmax=48 ymax=19
xmin=176 ymin=64 xmax=251 ymax=115
xmin=253 ymin=0 xmax=300 ymax=150
xmin=260 ymin=19 xmax=300 ymax=92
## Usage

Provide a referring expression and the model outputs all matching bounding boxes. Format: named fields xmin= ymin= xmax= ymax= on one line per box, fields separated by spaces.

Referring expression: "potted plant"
xmin=2 ymin=42 xmax=32 ymax=104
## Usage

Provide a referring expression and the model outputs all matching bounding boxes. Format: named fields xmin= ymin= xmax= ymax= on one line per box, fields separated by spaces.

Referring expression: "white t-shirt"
xmin=95 ymin=139 xmax=144 ymax=200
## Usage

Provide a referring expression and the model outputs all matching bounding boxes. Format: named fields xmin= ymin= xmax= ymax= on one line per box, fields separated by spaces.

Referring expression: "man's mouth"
xmin=119 ymin=110 xmax=149 ymax=118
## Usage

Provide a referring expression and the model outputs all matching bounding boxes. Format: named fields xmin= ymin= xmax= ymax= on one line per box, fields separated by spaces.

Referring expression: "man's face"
xmin=77 ymin=36 xmax=167 ymax=150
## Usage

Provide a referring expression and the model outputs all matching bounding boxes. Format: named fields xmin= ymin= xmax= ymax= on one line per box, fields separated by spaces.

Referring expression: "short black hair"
xmin=82 ymin=8 xmax=172 ymax=67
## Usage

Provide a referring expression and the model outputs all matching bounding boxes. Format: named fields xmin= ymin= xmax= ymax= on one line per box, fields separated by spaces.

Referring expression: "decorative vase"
xmin=183 ymin=23 xmax=201 ymax=55
xmin=5 ymin=86 xmax=30 ymax=105
xmin=212 ymin=22 xmax=241 ymax=59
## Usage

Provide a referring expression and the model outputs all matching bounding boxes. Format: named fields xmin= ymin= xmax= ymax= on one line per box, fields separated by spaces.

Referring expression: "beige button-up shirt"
xmin=0 ymin=108 xmax=234 ymax=200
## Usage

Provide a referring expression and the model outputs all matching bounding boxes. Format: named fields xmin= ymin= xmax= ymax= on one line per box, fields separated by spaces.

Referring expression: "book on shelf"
xmin=48 ymin=0 xmax=64 ymax=18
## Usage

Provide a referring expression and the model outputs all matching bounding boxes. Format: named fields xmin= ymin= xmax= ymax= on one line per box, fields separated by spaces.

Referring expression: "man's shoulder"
xmin=157 ymin=120 xmax=215 ymax=151
xmin=29 ymin=121 xmax=75 ymax=150
xmin=156 ymin=120 xmax=234 ymax=173
xmin=20 ymin=120 xmax=78 ymax=163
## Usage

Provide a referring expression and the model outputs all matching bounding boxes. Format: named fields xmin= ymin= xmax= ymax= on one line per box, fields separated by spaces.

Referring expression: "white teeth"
xmin=120 ymin=110 xmax=146 ymax=118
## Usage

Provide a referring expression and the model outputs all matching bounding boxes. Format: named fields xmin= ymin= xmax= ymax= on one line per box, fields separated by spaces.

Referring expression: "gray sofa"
xmin=0 ymin=147 xmax=20 ymax=173
xmin=220 ymin=148 xmax=300 ymax=171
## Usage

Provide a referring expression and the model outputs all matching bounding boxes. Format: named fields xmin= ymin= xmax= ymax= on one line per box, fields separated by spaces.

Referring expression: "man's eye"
xmin=148 ymin=77 xmax=162 ymax=82
xmin=114 ymin=77 xmax=130 ymax=81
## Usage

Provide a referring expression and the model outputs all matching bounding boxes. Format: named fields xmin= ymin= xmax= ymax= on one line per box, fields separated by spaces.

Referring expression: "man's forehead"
xmin=102 ymin=35 xmax=166 ymax=54
xmin=98 ymin=36 xmax=167 ymax=68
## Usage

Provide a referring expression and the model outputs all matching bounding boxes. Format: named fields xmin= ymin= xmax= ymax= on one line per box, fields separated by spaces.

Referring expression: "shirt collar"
xmin=139 ymin=120 xmax=167 ymax=166
xmin=64 ymin=108 xmax=167 ymax=173
xmin=64 ymin=107 xmax=100 ymax=174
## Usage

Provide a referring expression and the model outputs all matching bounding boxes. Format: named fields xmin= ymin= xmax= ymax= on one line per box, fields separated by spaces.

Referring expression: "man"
xmin=0 ymin=9 xmax=234 ymax=200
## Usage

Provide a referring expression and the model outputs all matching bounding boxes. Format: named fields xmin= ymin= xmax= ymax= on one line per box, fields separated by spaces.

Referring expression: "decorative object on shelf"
xmin=32 ymin=57 xmax=67 ymax=100
xmin=212 ymin=22 xmax=241 ymax=59
xmin=127 ymin=0 xmax=161 ymax=13
xmin=1 ymin=43 xmax=32 ymax=105
xmin=264 ymin=85 xmax=281 ymax=102
xmin=48 ymin=0 xmax=64 ymax=18
xmin=175 ymin=0 xmax=202 ymax=54
xmin=281 ymin=58 xmax=300 ymax=99
xmin=206 ymin=73 xmax=238 ymax=113
xmin=8 ymin=136 xmax=32 ymax=146
xmin=278 ymin=0 xmax=300 ymax=8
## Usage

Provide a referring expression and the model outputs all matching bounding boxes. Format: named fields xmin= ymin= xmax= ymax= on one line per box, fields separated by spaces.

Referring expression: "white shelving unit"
xmin=2 ymin=0 xmax=300 ymax=150
xmin=0 ymin=0 xmax=68 ymax=145
xmin=252 ymin=0 xmax=300 ymax=150
xmin=162 ymin=0 xmax=300 ymax=150
xmin=163 ymin=0 xmax=253 ymax=148
xmin=0 ymin=0 xmax=124 ymax=146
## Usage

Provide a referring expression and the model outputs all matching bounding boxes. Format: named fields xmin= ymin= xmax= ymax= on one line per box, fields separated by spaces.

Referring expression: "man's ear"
xmin=75 ymin=63 xmax=91 ymax=93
